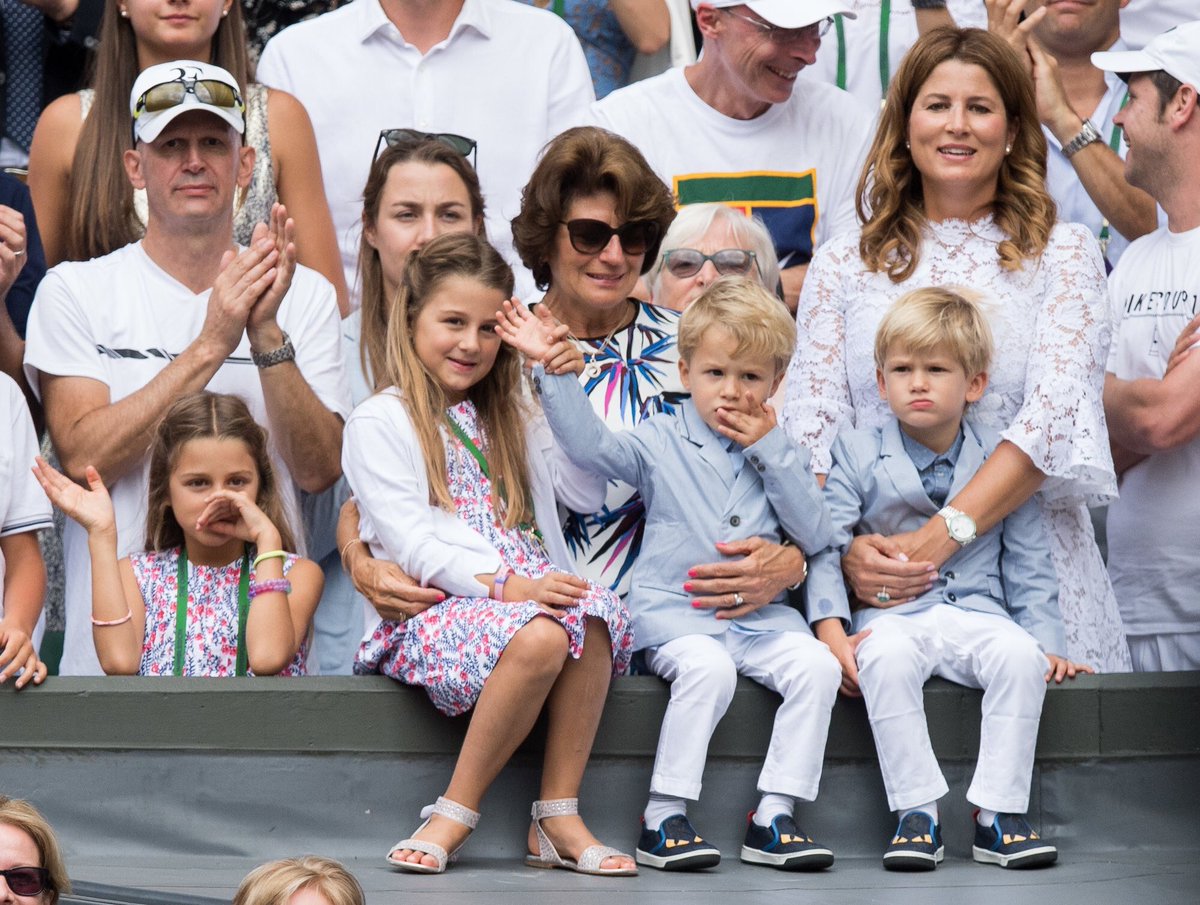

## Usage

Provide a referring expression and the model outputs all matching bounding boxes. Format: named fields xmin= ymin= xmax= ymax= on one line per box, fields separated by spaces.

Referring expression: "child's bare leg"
xmin=393 ymin=617 xmax=569 ymax=868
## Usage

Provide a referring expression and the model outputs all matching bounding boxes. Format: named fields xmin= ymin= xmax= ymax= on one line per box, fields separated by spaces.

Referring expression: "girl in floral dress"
xmin=34 ymin=392 xmax=321 ymax=677
xmin=342 ymin=233 xmax=635 ymax=876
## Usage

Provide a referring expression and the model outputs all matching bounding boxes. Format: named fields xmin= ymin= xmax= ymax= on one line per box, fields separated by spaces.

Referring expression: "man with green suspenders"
xmin=988 ymin=0 xmax=1160 ymax=270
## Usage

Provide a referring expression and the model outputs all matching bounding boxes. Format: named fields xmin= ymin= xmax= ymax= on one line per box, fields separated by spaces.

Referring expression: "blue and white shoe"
xmin=882 ymin=811 xmax=944 ymax=871
xmin=741 ymin=813 xmax=834 ymax=871
xmin=635 ymin=814 xmax=721 ymax=871
xmin=972 ymin=812 xmax=1058 ymax=869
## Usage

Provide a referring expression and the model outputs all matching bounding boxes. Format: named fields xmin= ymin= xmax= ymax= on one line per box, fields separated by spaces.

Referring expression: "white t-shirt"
xmin=1105 ymin=224 xmax=1200 ymax=637
xmin=0 ymin=373 xmax=53 ymax=618
xmin=257 ymin=0 xmax=594 ymax=305
xmin=800 ymin=1 xmax=987 ymax=110
xmin=24 ymin=242 xmax=351 ymax=675
xmin=1120 ymin=1 xmax=1196 ymax=49
xmin=592 ymin=67 xmax=873 ymax=272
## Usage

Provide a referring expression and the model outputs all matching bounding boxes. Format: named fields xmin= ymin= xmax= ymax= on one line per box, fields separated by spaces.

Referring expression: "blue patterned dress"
xmin=519 ymin=0 xmax=638 ymax=98
xmin=354 ymin=400 xmax=634 ymax=716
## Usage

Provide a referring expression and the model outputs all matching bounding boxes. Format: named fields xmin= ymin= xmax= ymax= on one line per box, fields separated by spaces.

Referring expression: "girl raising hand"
xmin=35 ymin=392 xmax=320 ymax=676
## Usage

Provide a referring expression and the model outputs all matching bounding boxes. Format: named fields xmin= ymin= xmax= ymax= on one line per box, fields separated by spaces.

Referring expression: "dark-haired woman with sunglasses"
xmin=0 ymin=797 xmax=69 ymax=904
xmin=648 ymin=203 xmax=781 ymax=312
xmin=513 ymin=126 xmax=809 ymax=615
xmin=27 ymin=0 xmax=348 ymax=313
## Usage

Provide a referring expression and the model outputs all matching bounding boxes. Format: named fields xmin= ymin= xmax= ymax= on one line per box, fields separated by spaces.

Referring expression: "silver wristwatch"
xmin=938 ymin=505 xmax=977 ymax=546
xmin=1062 ymin=120 xmax=1102 ymax=158
xmin=251 ymin=331 xmax=296 ymax=369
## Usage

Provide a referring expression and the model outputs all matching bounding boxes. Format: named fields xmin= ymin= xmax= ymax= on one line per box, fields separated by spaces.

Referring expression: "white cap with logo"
xmin=129 ymin=60 xmax=246 ymax=144
xmin=1091 ymin=20 xmax=1200 ymax=90
xmin=689 ymin=1 xmax=856 ymax=28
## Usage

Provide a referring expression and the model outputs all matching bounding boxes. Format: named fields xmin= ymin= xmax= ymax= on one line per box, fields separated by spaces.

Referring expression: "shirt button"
xmin=945 ymin=571 xmax=955 ymax=580
xmin=947 ymin=592 xmax=957 ymax=602
xmin=730 ymin=515 xmax=741 ymax=527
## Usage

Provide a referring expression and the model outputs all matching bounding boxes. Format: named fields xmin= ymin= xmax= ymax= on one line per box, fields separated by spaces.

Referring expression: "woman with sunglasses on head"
xmin=0 ymin=797 xmax=69 ymax=904
xmin=512 ymin=126 xmax=810 ymax=621
xmin=27 ymin=0 xmax=348 ymax=313
xmin=648 ymin=203 xmax=781 ymax=312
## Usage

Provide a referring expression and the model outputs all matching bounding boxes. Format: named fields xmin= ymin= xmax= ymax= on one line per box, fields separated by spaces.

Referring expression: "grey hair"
xmin=648 ymin=203 xmax=781 ymax=299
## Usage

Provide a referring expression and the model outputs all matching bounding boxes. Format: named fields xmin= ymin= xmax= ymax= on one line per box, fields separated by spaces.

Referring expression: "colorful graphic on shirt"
xmin=674 ymin=170 xmax=819 ymax=268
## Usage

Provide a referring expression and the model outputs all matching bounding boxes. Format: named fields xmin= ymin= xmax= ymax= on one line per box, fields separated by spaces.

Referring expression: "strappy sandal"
xmin=525 ymin=798 xmax=638 ymax=876
xmin=386 ymin=795 xmax=480 ymax=874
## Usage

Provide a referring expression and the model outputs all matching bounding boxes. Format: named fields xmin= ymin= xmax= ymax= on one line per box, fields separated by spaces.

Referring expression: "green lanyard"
xmin=175 ymin=548 xmax=251 ymax=677
xmin=551 ymin=0 xmax=565 ymax=17
xmin=444 ymin=413 xmax=543 ymax=543
xmin=1098 ymin=90 xmax=1130 ymax=260
xmin=834 ymin=1 xmax=891 ymax=100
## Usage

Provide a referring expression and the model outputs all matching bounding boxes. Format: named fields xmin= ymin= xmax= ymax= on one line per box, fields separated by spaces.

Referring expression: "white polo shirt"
xmin=257 ymin=0 xmax=595 ymax=305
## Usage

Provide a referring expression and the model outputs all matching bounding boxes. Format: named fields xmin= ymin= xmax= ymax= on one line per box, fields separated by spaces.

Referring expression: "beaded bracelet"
xmin=253 ymin=549 xmax=288 ymax=569
xmin=249 ymin=578 xmax=292 ymax=600
xmin=91 ymin=610 xmax=133 ymax=627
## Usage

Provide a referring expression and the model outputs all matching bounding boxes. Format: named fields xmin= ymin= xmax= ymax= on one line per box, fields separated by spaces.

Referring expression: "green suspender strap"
xmin=834 ymin=2 xmax=891 ymax=99
xmin=175 ymin=549 xmax=252 ymax=677
xmin=1098 ymin=91 xmax=1130 ymax=260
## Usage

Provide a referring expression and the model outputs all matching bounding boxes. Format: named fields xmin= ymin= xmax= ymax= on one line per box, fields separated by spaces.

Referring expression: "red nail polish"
xmin=687 ymin=568 xmax=697 ymax=578
xmin=683 ymin=582 xmax=693 ymax=592
xmin=437 ymin=593 xmax=446 ymax=602
xmin=691 ymin=601 xmax=701 ymax=608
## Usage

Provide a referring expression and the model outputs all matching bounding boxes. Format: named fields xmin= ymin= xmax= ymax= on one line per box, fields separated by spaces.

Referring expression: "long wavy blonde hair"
xmin=857 ymin=27 xmax=1056 ymax=282
xmin=380 ymin=234 xmax=530 ymax=527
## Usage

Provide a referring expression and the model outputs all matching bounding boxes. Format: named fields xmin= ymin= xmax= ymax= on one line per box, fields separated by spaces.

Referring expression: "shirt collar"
xmin=900 ymin=426 xmax=964 ymax=472
xmin=357 ymin=0 xmax=492 ymax=45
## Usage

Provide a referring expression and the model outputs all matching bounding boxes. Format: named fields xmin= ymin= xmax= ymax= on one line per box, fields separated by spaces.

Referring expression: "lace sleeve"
xmin=782 ymin=235 xmax=860 ymax=474
xmin=1001 ymin=223 xmax=1117 ymax=506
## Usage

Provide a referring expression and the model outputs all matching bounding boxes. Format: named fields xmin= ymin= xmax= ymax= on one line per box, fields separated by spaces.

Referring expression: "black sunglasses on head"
xmin=373 ymin=129 xmax=478 ymax=167
xmin=0 ymin=867 xmax=50 ymax=897
xmin=560 ymin=218 xmax=660 ymax=256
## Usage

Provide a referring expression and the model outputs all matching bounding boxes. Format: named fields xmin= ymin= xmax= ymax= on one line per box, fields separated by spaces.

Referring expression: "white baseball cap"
xmin=1091 ymin=20 xmax=1200 ymax=90
xmin=690 ymin=1 xmax=856 ymax=29
xmin=130 ymin=60 xmax=246 ymax=144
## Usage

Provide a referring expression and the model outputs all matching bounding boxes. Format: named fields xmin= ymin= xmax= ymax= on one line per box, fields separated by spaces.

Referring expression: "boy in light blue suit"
xmin=807 ymin=287 xmax=1090 ymax=873
xmin=499 ymin=278 xmax=841 ymax=873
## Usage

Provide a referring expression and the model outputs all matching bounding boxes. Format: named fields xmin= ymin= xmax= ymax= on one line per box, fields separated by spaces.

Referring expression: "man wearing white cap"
xmin=1094 ymin=23 xmax=1200 ymax=671
xmin=23 ymin=60 xmax=350 ymax=676
xmin=592 ymin=1 xmax=873 ymax=310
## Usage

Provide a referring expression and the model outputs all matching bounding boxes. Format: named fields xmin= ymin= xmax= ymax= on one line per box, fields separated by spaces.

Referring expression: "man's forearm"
xmin=1062 ymin=139 xmax=1159 ymax=244
xmin=257 ymin=362 xmax=343 ymax=493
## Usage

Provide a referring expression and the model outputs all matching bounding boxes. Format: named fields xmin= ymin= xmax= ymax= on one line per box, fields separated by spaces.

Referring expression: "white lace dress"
xmin=783 ymin=217 xmax=1132 ymax=672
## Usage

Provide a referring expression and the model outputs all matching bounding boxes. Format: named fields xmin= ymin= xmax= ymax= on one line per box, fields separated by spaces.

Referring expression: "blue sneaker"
xmin=972 ymin=812 xmax=1057 ymax=869
xmin=635 ymin=814 xmax=721 ymax=871
xmin=882 ymin=811 xmax=944 ymax=871
xmin=740 ymin=813 xmax=834 ymax=871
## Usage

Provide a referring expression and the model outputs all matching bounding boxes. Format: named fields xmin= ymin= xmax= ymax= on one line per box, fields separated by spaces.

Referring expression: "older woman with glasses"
xmin=648 ymin=203 xmax=781 ymax=312
xmin=512 ymin=126 xmax=810 ymax=618
xmin=0 ymin=797 xmax=69 ymax=904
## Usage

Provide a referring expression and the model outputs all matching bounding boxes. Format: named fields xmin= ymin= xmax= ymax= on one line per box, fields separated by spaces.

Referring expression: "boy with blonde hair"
xmin=501 ymin=277 xmax=840 ymax=872
xmin=807 ymin=286 xmax=1089 ymax=872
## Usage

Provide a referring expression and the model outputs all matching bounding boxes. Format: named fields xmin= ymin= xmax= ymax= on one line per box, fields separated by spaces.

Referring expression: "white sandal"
xmin=386 ymin=796 xmax=480 ymax=874
xmin=525 ymin=798 xmax=638 ymax=876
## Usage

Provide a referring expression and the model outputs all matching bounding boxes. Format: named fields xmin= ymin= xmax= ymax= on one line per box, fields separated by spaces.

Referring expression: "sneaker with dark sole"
xmin=635 ymin=814 xmax=721 ymax=871
xmin=883 ymin=811 xmax=944 ymax=871
xmin=740 ymin=813 xmax=834 ymax=871
xmin=972 ymin=812 xmax=1057 ymax=869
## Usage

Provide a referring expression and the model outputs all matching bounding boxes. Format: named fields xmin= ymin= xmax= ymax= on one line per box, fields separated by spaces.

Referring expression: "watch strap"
xmin=1062 ymin=120 xmax=1102 ymax=158
xmin=251 ymin=331 xmax=296 ymax=368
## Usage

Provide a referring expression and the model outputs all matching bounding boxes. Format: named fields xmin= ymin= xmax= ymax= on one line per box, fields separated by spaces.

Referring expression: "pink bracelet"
xmin=249 ymin=578 xmax=292 ymax=600
xmin=92 ymin=610 xmax=132 ymax=627
xmin=493 ymin=565 xmax=512 ymax=601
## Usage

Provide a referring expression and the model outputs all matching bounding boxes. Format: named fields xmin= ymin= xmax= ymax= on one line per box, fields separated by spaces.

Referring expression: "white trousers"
xmin=1128 ymin=632 xmax=1200 ymax=672
xmin=856 ymin=606 xmax=1049 ymax=813
xmin=644 ymin=630 xmax=841 ymax=801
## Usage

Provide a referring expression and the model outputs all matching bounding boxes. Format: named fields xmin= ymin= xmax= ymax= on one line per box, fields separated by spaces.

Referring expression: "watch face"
xmin=948 ymin=513 xmax=975 ymax=541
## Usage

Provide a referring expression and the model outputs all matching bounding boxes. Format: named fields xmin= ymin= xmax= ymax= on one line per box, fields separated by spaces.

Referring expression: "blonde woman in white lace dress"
xmin=783 ymin=27 xmax=1130 ymax=672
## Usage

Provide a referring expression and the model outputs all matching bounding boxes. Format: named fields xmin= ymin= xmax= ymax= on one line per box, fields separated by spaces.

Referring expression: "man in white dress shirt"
xmin=257 ymin=0 xmax=595 ymax=302
xmin=1096 ymin=23 xmax=1200 ymax=671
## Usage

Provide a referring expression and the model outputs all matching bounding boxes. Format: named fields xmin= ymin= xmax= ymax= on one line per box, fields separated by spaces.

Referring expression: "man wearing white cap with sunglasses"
xmin=593 ymin=1 xmax=873 ymax=311
xmin=1094 ymin=23 xmax=1200 ymax=672
xmin=23 ymin=60 xmax=350 ymax=676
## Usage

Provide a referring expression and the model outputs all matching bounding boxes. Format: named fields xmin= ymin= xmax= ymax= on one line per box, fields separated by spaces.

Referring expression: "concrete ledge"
xmin=3 ymin=672 xmax=1198 ymax=759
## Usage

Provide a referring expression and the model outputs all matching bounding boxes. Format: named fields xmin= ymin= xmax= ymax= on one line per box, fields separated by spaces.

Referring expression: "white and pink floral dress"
xmin=131 ymin=548 xmax=308 ymax=676
xmin=354 ymin=400 xmax=634 ymax=716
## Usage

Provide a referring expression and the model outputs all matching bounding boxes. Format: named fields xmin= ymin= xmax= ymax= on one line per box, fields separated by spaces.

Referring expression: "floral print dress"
xmin=132 ymin=548 xmax=307 ymax=676
xmin=354 ymin=400 xmax=634 ymax=716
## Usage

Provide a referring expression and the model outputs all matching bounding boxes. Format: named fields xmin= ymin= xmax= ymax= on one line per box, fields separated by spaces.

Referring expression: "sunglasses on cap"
xmin=374 ymin=129 xmax=478 ymax=167
xmin=0 ymin=867 xmax=51 ymax=897
xmin=560 ymin=219 xmax=660 ymax=256
xmin=133 ymin=76 xmax=244 ymax=119
xmin=662 ymin=248 xmax=760 ymax=279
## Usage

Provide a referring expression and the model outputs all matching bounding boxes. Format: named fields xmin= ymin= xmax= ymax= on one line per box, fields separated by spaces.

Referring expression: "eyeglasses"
xmin=0 ymin=867 xmax=51 ymax=897
xmin=662 ymin=248 xmax=760 ymax=279
xmin=722 ymin=9 xmax=833 ymax=42
xmin=560 ymin=219 xmax=660 ymax=256
xmin=133 ymin=76 xmax=244 ymax=120
xmin=374 ymin=129 xmax=478 ymax=167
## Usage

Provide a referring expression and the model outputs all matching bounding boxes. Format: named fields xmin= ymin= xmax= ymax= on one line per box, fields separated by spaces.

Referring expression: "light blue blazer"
xmin=534 ymin=366 xmax=832 ymax=650
xmin=806 ymin=419 xmax=1065 ymax=655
